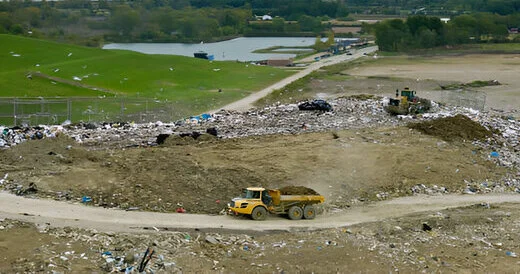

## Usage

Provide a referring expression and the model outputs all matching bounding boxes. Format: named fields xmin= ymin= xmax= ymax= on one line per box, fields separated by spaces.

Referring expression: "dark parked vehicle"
xmin=298 ymin=100 xmax=333 ymax=111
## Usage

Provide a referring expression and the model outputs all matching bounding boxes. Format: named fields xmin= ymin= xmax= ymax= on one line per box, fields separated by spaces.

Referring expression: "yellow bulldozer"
xmin=228 ymin=187 xmax=325 ymax=220
xmin=386 ymin=87 xmax=431 ymax=115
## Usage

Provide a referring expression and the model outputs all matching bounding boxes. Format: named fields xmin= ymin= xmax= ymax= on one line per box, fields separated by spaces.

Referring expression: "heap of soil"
xmin=279 ymin=186 xmax=319 ymax=195
xmin=407 ymin=114 xmax=495 ymax=142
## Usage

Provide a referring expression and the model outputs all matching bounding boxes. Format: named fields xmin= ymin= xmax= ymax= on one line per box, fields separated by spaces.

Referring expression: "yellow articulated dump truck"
xmin=228 ymin=186 xmax=325 ymax=220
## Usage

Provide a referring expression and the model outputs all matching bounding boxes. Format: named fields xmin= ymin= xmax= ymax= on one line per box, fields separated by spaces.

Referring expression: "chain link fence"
xmin=0 ymin=98 xmax=193 ymax=126
xmin=439 ymin=89 xmax=487 ymax=111
xmin=0 ymin=90 xmax=487 ymax=126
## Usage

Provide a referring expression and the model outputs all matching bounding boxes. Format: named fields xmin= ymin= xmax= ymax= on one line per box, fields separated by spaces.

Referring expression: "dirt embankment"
xmin=0 ymin=118 xmax=508 ymax=215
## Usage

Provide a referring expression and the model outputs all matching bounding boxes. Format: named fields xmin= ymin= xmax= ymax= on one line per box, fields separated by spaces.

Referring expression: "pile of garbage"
xmin=0 ymin=97 xmax=400 ymax=148
xmin=49 ymin=227 xmax=190 ymax=273
xmin=0 ymin=125 xmax=63 ymax=147
xmin=416 ymin=107 xmax=519 ymax=170
xmin=0 ymin=97 xmax=518 ymax=175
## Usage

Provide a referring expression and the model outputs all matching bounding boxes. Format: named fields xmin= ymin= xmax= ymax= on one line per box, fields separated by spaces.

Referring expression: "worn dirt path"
xmin=211 ymin=46 xmax=379 ymax=113
xmin=1 ymin=191 xmax=519 ymax=233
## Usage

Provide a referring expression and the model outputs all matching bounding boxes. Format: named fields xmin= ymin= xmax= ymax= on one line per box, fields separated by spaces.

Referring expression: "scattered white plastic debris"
xmin=73 ymin=76 xmax=82 ymax=81
xmin=0 ymin=173 xmax=8 ymax=185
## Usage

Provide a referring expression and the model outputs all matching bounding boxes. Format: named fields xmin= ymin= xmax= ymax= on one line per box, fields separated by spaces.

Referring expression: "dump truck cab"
xmin=228 ymin=187 xmax=271 ymax=220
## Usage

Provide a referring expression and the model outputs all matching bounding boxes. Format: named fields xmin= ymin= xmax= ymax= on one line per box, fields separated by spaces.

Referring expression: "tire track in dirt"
xmin=1 ymin=191 xmax=518 ymax=233
xmin=28 ymin=71 xmax=119 ymax=95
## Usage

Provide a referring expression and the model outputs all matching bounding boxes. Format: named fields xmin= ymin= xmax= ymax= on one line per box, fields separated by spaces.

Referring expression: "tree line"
xmin=368 ymin=13 xmax=520 ymax=52
xmin=0 ymin=0 xmax=346 ymax=45
xmin=1 ymin=0 xmax=519 ymax=50
xmin=347 ymin=0 xmax=520 ymax=16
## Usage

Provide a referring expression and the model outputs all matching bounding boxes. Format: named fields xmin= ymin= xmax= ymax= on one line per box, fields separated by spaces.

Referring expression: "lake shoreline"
xmin=103 ymin=37 xmax=358 ymax=62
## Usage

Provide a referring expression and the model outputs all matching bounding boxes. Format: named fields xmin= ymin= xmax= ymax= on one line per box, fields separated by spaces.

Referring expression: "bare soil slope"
xmin=0 ymin=123 xmax=505 ymax=214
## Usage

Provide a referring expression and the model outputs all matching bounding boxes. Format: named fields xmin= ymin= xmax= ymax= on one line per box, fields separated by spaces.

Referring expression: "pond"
xmin=103 ymin=37 xmax=334 ymax=61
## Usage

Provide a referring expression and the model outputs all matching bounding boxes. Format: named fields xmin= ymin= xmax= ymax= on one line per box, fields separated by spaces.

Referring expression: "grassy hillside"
xmin=0 ymin=35 xmax=294 ymax=124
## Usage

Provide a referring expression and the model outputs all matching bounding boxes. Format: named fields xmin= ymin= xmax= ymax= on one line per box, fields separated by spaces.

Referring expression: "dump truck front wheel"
xmin=288 ymin=206 xmax=303 ymax=220
xmin=303 ymin=205 xmax=316 ymax=219
xmin=251 ymin=206 xmax=267 ymax=220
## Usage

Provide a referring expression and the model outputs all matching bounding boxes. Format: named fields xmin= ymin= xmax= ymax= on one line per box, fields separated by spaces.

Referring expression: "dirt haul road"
xmin=2 ymin=191 xmax=519 ymax=233
xmin=212 ymin=46 xmax=379 ymax=112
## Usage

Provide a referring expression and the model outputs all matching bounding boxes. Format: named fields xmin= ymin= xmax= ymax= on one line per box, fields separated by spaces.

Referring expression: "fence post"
xmin=67 ymin=99 xmax=72 ymax=122
xmin=13 ymin=98 xmax=17 ymax=126
xmin=145 ymin=100 xmax=148 ymax=123
xmin=120 ymin=99 xmax=125 ymax=121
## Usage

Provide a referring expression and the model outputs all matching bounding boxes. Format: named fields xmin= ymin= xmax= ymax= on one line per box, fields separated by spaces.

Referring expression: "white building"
xmin=262 ymin=15 xmax=273 ymax=21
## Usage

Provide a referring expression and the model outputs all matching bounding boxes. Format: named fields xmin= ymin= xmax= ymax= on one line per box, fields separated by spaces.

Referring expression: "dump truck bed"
xmin=269 ymin=189 xmax=324 ymax=207
xmin=269 ymin=193 xmax=325 ymax=215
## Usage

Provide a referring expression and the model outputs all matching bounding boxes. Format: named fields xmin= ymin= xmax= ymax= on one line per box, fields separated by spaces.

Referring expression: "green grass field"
xmin=0 ymin=34 xmax=294 ymax=125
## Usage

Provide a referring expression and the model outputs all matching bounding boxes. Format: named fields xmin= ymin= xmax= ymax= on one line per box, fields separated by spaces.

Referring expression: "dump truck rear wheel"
xmin=288 ymin=206 xmax=303 ymax=220
xmin=303 ymin=205 xmax=316 ymax=219
xmin=251 ymin=206 xmax=267 ymax=220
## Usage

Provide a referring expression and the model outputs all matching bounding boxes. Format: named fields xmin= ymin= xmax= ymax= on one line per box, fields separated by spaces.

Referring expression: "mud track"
xmin=2 ymin=191 xmax=519 ymax=233
xmin=29 ymin=71 xmax=118 ymax=95
xmin=213 ymin=46 xmax=378 ymax=112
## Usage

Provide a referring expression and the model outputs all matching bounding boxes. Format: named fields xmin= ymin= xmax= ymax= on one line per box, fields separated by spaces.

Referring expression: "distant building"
xmin=335 ymin=38 xmax=360 ymax=47
xmin=262 ymin=15 xmax=273 ymax=21
xmin=440 ymin=18 xmax=451 ymax=23
xmin=508 ymin=27 xmax=519 ymax=34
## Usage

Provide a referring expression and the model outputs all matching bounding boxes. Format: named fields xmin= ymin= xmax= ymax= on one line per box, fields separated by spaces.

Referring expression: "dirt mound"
xmin=407 ymin=114 xmax=495 ymax=142
xmin=159 ymin=132 xmax=217 ymax=146
xmin=279 ymin=186 xmax=319 ymax=195
xmin=0 ymin=126 xmax=505 ymax=215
